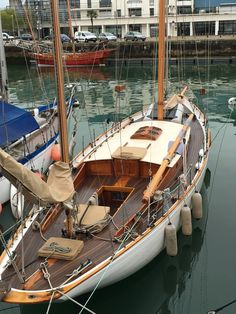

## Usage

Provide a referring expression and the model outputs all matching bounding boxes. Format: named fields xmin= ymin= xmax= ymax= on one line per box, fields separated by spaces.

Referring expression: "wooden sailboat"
xmin=28 ymin=48 xmax=115 ymax=67
xmin=0 ymin=0 xmax=210 ymax=305
xmin=0 ymin=14 xmax=75 ymax=206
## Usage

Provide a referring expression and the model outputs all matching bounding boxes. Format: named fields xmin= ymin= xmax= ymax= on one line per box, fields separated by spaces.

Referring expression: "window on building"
xmin=88 ymin=26 xmax=101 ymax=35
xmin=87 ymin=0 xmax=91 ymax=8
xmin=99 ymin=10 xmax=112 ymax=17
xmin=149 ymin=0 xmax=154 ymax=5
xmin=194 ymin=6 xmax=216 ymax=13
xmin=219 ymin=20 xmax=236 ymax=34
xmin=193 ymin=21 xmax=215 ymax=36
xmin=99 ymin=0 xmax=112 ymax=7
xmin=116 ymin=9 xmax=121 ymax=17
xmin=71 ymin=10 xmax=81 ymax=19
xmin=177 ymin=6 xmax=192 ymax=14
xmin=106 ymin=25 xmax=122 ymax=37
xmin=150 ymin=8 xmax=154 ymax=16
xmin=129 ymin=24 xmax=142 ymax=32
xmin=150 ymin=24 xmax=157 ymax=37
xmin=128 ymin=8 xmax=142 ymax=17
xmin=177 ymin=22 xmax=190 ymax=36
xmin=70 ymin=0 xmax=80 ymax=8
xmin=59 ymin=9 xmax=68 ymax=23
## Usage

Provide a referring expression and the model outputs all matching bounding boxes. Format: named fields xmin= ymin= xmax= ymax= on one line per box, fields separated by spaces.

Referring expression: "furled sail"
xmin=0 ymin=148 xmax=75 ymax=203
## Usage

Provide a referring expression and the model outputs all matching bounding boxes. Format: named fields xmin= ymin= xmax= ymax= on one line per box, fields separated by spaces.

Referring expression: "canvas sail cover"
xmin=0 ymin=148 xmax=75 ymax=203
xmin=0 ymin=101 xmax=39 ymax=148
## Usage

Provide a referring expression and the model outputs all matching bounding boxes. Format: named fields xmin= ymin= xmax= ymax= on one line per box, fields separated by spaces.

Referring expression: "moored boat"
xmin=28 ymin=49 xmax=115 ymax=67
xmin=0 ymin=0 xmax=210 ymax=306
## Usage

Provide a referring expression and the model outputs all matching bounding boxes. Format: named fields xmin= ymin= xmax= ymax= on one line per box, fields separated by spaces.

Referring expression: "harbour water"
xmin=1 ymin=61 xmax=236 ymax=314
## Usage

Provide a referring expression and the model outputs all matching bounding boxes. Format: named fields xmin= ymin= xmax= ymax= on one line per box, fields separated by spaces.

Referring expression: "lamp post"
xmin=11 ymin=15 xmax=14 ymax=36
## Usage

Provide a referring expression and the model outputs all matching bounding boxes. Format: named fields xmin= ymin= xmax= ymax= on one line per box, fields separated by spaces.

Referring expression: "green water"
xmin=1 ymin=62 xmax=236 ymax=314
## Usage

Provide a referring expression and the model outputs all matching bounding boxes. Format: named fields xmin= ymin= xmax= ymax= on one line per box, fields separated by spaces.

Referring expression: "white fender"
xmin=228 ymin=97 xmax=236 ymax=106
xmin=165 ymin=223 xmax=178 ymax=256
xmin=10 ymin=185 xmax=24 ymax=219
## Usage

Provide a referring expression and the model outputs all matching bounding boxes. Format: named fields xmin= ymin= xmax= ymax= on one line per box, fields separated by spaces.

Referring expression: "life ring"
xmin=10 ymin=185 xmax=24 ymax=219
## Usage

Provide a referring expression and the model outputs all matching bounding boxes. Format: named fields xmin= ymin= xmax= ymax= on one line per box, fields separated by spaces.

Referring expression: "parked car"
xmin=21 ymin=33 xmax=33 ymax=40
xmin=60 ymin=34 xmax=71 ymax=43
xmin=74 ymin=31 xmax=97 ymax=42
xmin=43 ymin=34 xmax=70 ymax=43
xmin=98 ymin=32 xmax=117 ymax=42
xmin=2 ymin=32 xmax=14 ymax=40
xmin=124 ymin=31 xmax=146 ymax=41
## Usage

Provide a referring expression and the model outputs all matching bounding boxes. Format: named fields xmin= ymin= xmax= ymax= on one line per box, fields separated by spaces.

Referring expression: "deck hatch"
xmin=97 ymin=185 xmax=134 ymax=216
xmin=131 ymin=126 xmax=162 ymax=140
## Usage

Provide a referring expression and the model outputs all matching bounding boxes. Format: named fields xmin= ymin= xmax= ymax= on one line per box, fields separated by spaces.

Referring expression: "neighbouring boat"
xmin=0 ymin=100 xmax=70 ymax=206
xmin=28 ymin=48 xmax=115 ymax=67
xmin=0 ymin=15 xmax=75 ymax=206
xmin=0 ymin=0 xmax=210 ymax=307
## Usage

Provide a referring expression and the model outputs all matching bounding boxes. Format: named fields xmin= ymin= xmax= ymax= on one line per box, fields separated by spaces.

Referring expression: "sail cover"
xmin=0 ymin=101 xmax=39 ymax=148
xmin=0 ymin=148 xmax=75 ymax=203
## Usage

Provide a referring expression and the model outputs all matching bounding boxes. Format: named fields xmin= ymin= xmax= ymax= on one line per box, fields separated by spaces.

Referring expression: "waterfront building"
xmin=9 ymin=0 xmax=236 ymax=38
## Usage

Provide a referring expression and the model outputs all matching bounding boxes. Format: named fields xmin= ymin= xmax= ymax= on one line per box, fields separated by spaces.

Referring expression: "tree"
xmin=87 ymin=10 xmax=98 ymax=33
xmin=0 ymin=8 xmax=25 ymax=35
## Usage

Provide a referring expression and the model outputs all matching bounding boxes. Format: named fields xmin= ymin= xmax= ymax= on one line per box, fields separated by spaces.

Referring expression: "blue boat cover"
xmin=0 ymin=101 xmax=39 ymax=148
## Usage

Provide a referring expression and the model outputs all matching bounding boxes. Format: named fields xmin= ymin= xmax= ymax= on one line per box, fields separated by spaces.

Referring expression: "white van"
xmin=74 ymin=31 xmax=97 ymax=42
xmin=2 ymin=33 xmax=14 ymax=40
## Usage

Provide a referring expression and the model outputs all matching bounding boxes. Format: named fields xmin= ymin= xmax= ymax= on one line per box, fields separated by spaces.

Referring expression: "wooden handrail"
xmin=143 ymin=113 xmax=194 ymax=202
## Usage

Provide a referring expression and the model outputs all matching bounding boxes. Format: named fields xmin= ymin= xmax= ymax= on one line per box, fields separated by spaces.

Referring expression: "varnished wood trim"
xmin=208 ymin=128 xmax=211 ymax=148
xmin=40 ymin=204 xmax=62 ymax=233
xmin=24 ymin=259 xmax=57 ymax=290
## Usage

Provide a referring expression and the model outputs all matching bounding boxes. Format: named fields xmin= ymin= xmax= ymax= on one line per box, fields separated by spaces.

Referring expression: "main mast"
xmin=157 ymin=0 xmax=166 ymax=120
xmin=51 ymin=0 xmax=69 ymax=163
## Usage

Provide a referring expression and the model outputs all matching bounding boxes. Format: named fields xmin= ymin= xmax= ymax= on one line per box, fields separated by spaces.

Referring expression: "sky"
xmin=0 ymin=0 xmax=9 ymax=9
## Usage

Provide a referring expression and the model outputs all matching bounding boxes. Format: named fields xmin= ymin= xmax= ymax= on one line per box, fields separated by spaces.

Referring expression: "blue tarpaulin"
xmin=0 ymin=101 xmax=39 ymax=148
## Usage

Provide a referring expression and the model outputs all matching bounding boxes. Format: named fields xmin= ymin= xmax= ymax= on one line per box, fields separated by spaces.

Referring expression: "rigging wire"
xmin=207 ymin=297 xmax=236 ymax=313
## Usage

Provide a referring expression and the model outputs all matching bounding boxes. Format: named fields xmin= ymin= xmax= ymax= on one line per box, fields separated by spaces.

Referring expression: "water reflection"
xmin=8 ymin=63 xmax=236 ymax=128
xmin=35 ymin=65 xmax=112 ymax=81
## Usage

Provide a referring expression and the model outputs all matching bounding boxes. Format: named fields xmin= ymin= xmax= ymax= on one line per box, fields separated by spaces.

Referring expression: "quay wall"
xmin=4 ymin=36 xmax=236 ymax=64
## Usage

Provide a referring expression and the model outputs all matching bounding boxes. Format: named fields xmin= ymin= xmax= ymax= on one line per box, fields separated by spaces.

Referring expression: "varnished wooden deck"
xmin=2 ymin=113 xmax=205 ymax=292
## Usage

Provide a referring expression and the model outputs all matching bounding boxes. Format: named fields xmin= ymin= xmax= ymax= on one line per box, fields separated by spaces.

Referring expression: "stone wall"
xmin=4 ymin=37 xmax=236 ymax=63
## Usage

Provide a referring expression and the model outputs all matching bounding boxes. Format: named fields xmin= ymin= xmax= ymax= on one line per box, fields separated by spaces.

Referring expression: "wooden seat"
xmin=111 ymin=146 xmax=147 ymax=160
xmin=76 ymin=204 xmax=110 ymax=233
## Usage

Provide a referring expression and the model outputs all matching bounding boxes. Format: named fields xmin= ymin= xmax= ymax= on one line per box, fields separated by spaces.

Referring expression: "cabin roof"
xmin=84 ymin=120 xmax=190 ymax=167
